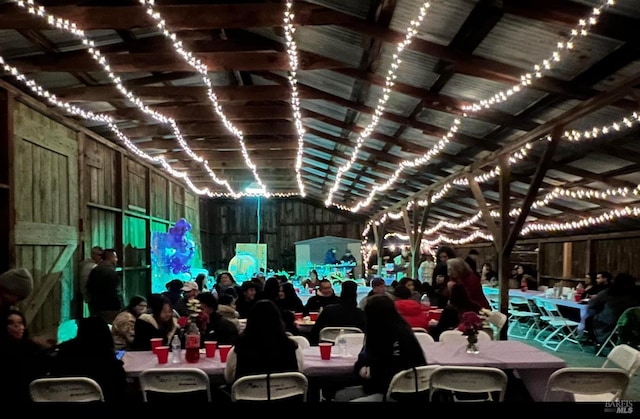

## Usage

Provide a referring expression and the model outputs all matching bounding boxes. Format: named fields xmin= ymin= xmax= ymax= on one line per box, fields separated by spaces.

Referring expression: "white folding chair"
xmin=414 ymin=331 xmax=435 ymax=346
xmin=318 ymin=326 xmax=363 ymax=343
xmin=338 ymin=332 xmax=365 ymax=348
xmin=138 ymin=367 xmax=211 ymax=402
xmin=288 ymin=335 xmax=311 ymax=349
xmin=429 ymin=366 xmax=508 ymax=402
xmin=230 ymin=372 xmax=308 ymax=402
xmin=602 ymin=344 xmax=640 ymax=377
xmin=385 ymin=365 xmax=440 ymax=402
xmin=29 ymin=377 xmax=104 ymax=402
xmin=439 ymin=329 xmax=492 ymax=344
xmin=484 ymin=310 xmax=508 ymax=340
xmin=544 ymin=367 xmax=630 ymax=402
xmin=412 ymin=327 xmax=428 ymax=334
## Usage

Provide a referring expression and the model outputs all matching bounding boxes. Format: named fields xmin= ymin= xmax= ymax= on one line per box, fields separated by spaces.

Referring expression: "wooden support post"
xmin=497 ymin=155 xmax=511 ymax=340
xmin=562 ymin=242 xmax=573 ymax=279
xmin=467 ymin=173 xmax=500 ymax=249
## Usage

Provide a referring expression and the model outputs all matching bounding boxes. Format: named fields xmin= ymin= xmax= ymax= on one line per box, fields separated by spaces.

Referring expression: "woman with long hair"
xmin=224 ymin=299 xmax=303 ymax=384
xmin=111 ymin=295 xmax=147 ymax=350
xmin=334 ymin=294 xmax=427 ymax=401
xmin=130 ymin=294 xmax=178 ymax=350
xmin=446 ymin=258 xmax=490 ymax=310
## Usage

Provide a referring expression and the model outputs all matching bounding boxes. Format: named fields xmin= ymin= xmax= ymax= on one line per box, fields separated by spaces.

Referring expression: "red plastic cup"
xmin=309 ymin=312 xmax=320 ymax=321
xmin=319 ymin=342 xmax=332 ymax=360
xmin=150 ymin=338 xmax=163 ymax=353
xmin=155 ymin=346 xmax=169 ymax=364
xmin=219 ymin=345 xmax=232 ymax=362
xmin=294 ymin=312 xmax=303 ymax=321
xmin=205 ymin=341 xmax=217 ymax=358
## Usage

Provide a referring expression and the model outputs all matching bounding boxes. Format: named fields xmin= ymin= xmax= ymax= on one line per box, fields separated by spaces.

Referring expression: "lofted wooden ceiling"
xmin=1 ymin=0 xmax=640 ymax=244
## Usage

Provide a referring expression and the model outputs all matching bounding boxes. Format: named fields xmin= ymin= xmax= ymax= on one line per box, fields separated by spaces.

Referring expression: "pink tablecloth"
xmin=123 ymin=340 xmax=568 ymax=402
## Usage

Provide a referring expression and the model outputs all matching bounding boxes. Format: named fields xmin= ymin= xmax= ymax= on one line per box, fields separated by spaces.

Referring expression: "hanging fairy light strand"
xmin=138 ymin=0 xmax=270 ymax=195
xmin=336 ymin=0 xmax=617 ymax=213
xmin=325 ymin=1 xmax=432 ymax=208
xmin=15 ymin=0 xmax=249 ymax=197
xmin=0 ymin=55 xmax=229 ymax=197
xmin=283 ymin=0 xmax=306 ymax=197
xmin=464 ymin=0 xmax=617 ymax=113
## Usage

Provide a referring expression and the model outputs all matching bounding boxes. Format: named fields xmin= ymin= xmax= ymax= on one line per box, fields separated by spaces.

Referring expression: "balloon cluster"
xmin=151 ymin=218 xmax=196 ymax=275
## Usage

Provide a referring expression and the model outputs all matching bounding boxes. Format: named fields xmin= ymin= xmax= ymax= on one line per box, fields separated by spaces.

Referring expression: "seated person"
xmin=429 ymin=283 xmax=481 ymax=341
xmin=394 ymin=285 xmax=429 ymax=331
xmin=310 ymin=280 xmax=366 ymax=345
xmin=304 ymin=278 xmax=340 ymax=316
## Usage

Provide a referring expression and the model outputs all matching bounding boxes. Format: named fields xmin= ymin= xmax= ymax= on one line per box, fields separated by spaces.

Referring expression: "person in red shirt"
xmin=393 ymin=285 xmax=430 ymax=330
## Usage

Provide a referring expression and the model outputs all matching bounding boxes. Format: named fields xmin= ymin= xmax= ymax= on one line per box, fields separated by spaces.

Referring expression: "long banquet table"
xmin=122 ymin=339 xmax=567 ymax=401
xmin=508 ymin=289 xmax=590 ymax=333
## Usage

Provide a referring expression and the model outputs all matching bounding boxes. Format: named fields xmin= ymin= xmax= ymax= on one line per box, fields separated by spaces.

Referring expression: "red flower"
xmin=457 ymin=311 xmax=483 ymax=336
xmin=178 ymin=316 xmax=189 ymax=328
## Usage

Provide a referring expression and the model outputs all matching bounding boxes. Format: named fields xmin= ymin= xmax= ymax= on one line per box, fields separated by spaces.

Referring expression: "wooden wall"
xmin=200 ymin=198 xmax=366 ymax=275
xmin=459 ymin=230 xmax=640 ymax=287
xmin=1 ymin=83 xmax=199 ymax=335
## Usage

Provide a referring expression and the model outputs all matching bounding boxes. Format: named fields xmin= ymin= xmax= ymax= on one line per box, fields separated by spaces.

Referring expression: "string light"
xmin=138 ymin=0 xmax=270 ymax=195
xmin=15 ymin=0 xmax=249 ymax=197
xmin=324 ymin=1 xmax=432 ymax=208
xmin=337 ymin=0 xmax=617 ymax=213
xmin=463 ymin=0 xmax=616 ymax=113
xmin=0 ymin=55 xmax=237 ymax=199
xmin=283 ymin=0 xmax=306 ymax=197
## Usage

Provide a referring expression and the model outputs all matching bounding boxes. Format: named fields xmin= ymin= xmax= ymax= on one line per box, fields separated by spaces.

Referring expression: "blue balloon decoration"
xmin=151 ymin=218 xmax=196 ymax=291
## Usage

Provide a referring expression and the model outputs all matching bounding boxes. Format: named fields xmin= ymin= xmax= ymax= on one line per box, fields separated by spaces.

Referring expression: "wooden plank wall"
xmin=199 ymin=198 xmax=366 ymax=275
xmin=0 ymin=83 xmax=200 ymax=335
xmin=460 ymin=231 xmax=640 ymax=287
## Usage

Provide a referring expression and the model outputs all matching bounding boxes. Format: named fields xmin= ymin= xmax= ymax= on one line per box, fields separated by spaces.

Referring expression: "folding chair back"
xmin=385 ymin=365 xmax=440 ymax=402
xmin=288 ymin=335 xmax=311 ymax=349
xmin=429 ymin=366 xmax=508 ymax=402
xmin=602 ymin=344 xmax=640 ymax=377
xmin=318 ymin=326 xmax=363 ymax=343
xmin=544 ymin=367 xmax=629 ymax=402
xmin=29 ymin=377 xmax=104 ymax=402
xmin=138 ymin=367 xmax=211 ymax=402
xmin=231 ymin=372 xmax=308 ymax=401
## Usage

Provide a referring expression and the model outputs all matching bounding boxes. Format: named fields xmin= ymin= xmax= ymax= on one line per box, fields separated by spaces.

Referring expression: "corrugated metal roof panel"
xmin=476 ymin=14 xmax=622 ymax=81
xmin=363 ymin=83 xmax=422 ymax=118
xmin=297 ymin=69 xmax=358 ymax=101
xmin=568 ymin=153 xmax=634 ymax=174
xmin=593 ymin=60 xmax=640 ymax=92
xmin=439 ymin=73 xmax=547 ymax=115
xmin=572 ymin=0 xmax=640 ymax=19
xmin=390 ymin=0 xmax=477 ymax=46
xmin=31 ymin=72 xmax=80 ymax=89
xmin=302 ymin=99 xmax=350 ymax=121
xmin=375 ymin=43 xmax=440 ymax=89
xmin=295 ymin=26 xmax=364 ymax=68
xmin=308 ymin=0 xmax=373 ymax=19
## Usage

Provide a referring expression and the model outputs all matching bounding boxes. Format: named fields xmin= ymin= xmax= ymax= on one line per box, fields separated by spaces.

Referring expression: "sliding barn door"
xmin=13 ymin=102 xmax=79 ymax=334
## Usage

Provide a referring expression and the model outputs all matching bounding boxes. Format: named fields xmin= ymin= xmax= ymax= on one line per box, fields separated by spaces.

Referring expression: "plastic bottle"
xmin=170 ymin=334 xmax=181 ymax=364
xmin=336 ymin=329 xmax=347 ymax=356
xmin=184 ymin=321 xmax=201 ymax=363
xmin=420 ymin=294 xmax=431 ymax=312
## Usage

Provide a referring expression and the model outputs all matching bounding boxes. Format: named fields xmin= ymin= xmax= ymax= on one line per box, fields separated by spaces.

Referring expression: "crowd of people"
xmin=1 ymin=241 xmax=639 ymax=403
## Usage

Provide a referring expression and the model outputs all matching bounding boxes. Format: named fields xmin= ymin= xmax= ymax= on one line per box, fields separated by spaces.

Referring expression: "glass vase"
xmin=466 ymin=334 xmax=479 ymax=354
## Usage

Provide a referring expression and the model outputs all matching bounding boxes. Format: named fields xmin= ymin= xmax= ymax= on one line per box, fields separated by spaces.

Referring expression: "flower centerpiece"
xmin=457 ymin=311 xmax=484 ymax=354
xmin=186 ymin=298 xmax=209 ymax=332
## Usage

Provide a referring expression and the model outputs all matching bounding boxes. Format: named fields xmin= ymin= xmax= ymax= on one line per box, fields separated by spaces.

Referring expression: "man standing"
xmin=86 ymin=248 xmax=124 ymax=324
xmin=79 ymin=246 xmax=103 ymax=317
